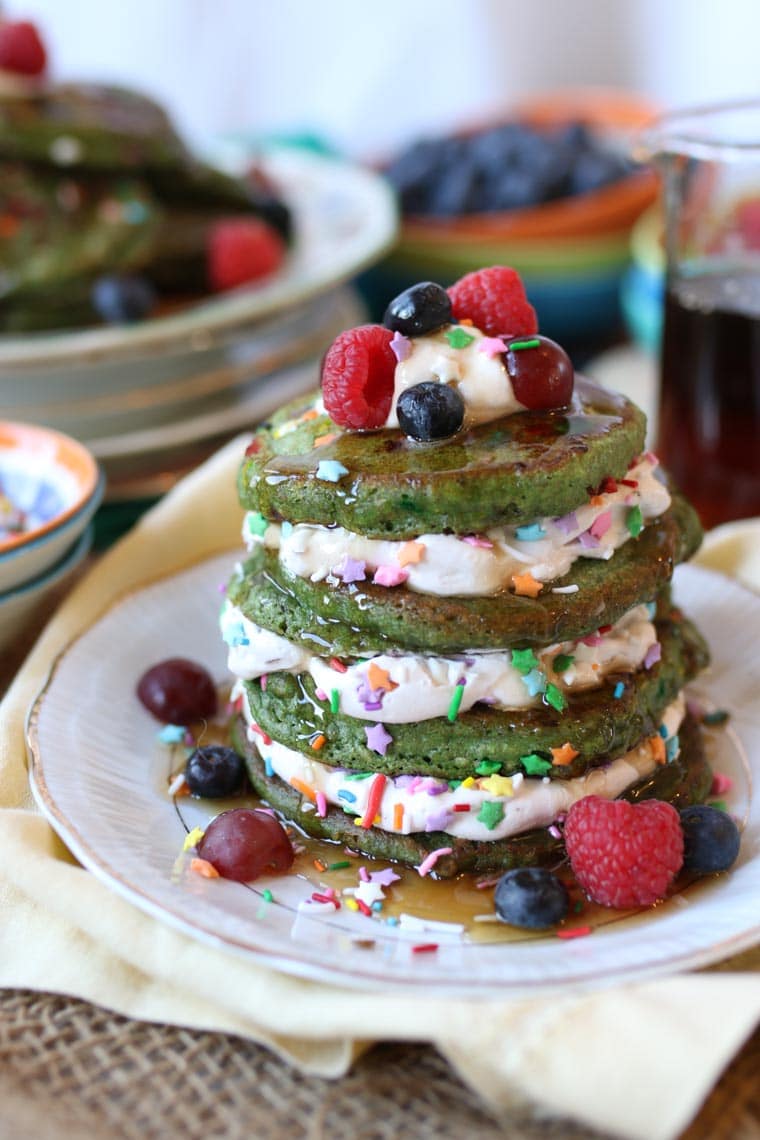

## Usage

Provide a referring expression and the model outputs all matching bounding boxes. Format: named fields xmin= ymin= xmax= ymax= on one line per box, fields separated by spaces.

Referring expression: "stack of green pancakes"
xmin=221 ymin=365 xmax=711 ymax=879
xmin=0 ymin=83 xmax=290 ymax=331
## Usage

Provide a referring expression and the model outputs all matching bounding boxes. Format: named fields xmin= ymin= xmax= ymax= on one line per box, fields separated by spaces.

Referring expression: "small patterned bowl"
xmin=0 ymin=421 xmax=103 ymax=594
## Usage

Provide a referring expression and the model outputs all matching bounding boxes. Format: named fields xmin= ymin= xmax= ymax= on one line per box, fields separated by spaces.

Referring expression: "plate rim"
xmin=25 ymin=554 xmax=760 ymax=996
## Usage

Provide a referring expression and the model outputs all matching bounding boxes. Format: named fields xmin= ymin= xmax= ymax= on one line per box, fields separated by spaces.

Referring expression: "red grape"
xmin=503 ymin=335 xmax=574 ymax=410
xmin=137 ymin=657 xmax=217 ymax=724
xmin=198 ymin=809 xmax=294 ymax=882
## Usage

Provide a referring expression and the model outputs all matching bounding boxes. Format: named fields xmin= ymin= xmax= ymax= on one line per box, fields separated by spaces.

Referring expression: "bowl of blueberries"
xmin=370 ymin=89 xmax=660 ymax=348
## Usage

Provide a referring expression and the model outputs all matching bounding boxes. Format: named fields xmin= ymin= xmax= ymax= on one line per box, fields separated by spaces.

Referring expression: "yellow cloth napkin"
xmin=1 ymin=435 xmax=759 ymax=1140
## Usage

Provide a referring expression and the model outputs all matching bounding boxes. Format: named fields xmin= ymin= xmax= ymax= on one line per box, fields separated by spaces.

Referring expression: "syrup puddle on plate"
xmin=157 ymin=699 xmax=749 ymax=950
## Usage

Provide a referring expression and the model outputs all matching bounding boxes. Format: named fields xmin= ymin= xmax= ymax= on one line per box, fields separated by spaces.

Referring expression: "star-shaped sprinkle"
xmin=577 ymin=530 xmax=600 ymax=549
xmin=554 ymin=511 xmax=579 ymax=535
xmin=246 ymin=511 xmax=268 ymax=537
xmin=550 ymin=742 xmax=579 ymax=767
xmin=190 ymin=857 xmax=219 ymax=879
xmin=336 ymin=555 xmax=366 ymax=583
xmin=370 ymin=867 xmax=401 ymax=887
xmin=425 ymin=808 xmax=452 ymax=832
xmin=445 ymin=326 xmax=475 ymax=349
xmin=316 ymin=459 xmax=349 ymax=482
xmin=512 ymin=571 xmax=542 ymax=597
xmin=398 ymin=540 xmax=425 ymax=566
xmin=158 ymin=724 xmax=186 ymax=744
xmin=520 ymin=753 xmax=553 ymax=776
xmin=479 ymin=774 xmax=514 ymax=796
xmin=390 ymin=330 xmax=412 ymax=362
xmin=373 ymin=564 xmax=409 ymax=587
xmin=475 ymin=759 xmax=502 ymax=776
xmin=511 ymin=647 xmax=540 ymax=675
xmin=521 ymin=669 xmax=547 ymax=697
xmin=365 ymin=723 xmax=393 ymax=756
xmin=515 ymin=522 xmax=546 ymax=542
xmin=650 ymin=734 xmax=667 ymax=765
xmin=544 ymin=682 xmax=566 ymax=712
xmin=477 ymin=800 xmax=505 ymax=831
xmin=477 ymin=335 xmax=507 ymax=357
xmin=366 ymin=662 xmax=397 ymax=692
xmin=589 ymin=510 xmax=613 ymax=539
xmin=354 ymin=880 xmax=387 ymax=906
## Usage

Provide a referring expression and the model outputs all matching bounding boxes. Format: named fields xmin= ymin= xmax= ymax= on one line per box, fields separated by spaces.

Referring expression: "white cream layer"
xmin=384 ymin=325 xmax=525 ymax=429
xmin=242 ymin=695 xmax=685 ymax=843
xmin=245 ymin=456 xmax=670 ymax=597
xmin=222 ymin=601 xmax=657 ymax=723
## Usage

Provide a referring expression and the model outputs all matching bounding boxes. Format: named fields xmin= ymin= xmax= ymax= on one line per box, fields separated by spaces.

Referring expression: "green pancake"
xmin=0 ymin=83 xmax=189 ymax=170
xmin=232 ymin=712 xmax=712 ymax=878
xmin=240 ymin=610 xmax=708 ymax=780
xmin=239 ymin=377 xmax=647 ymax=538
xmin=228 ymin=491 xmax=701 ymax=656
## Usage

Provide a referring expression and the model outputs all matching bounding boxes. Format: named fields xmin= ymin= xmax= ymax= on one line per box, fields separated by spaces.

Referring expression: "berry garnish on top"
xmin=447 ymin=266 xmax=538 ymax=339
xmin=0 ymin=19 xmax=46 ymax=76
xmin=383 ymin=281 xmax=452 ymax=337
xmin=319 ymin=266 xmax=574 ymax=433
xmin=503 ymin=334 xmax=574 ymax=410
xmin=321 ymin=324 xmax=397 ymax=429
xmin=207 ymin=218 xmax=285 ymax=292
xmin=396 ymin=380 xmax=465 ymax=441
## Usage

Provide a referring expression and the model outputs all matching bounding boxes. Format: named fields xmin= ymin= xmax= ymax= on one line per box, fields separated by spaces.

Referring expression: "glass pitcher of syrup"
xmin=640 ymin=99 xmax=760 ymax=529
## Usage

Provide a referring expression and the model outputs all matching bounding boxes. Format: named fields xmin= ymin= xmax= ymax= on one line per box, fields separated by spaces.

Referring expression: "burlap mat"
xmin=0 ymin=989 xmax=756 ymax=1140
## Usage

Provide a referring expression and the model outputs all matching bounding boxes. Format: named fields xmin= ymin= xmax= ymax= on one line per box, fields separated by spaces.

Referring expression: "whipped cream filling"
xmin=384 ymin=325 xmax=525 ymax=429
xmin=245 ymin=455 xmax=670 ymax=597
xmin=241 ymin=694 xmax=685 ymax=843
xmin=222 ymin=601 xmax=658 ymax=723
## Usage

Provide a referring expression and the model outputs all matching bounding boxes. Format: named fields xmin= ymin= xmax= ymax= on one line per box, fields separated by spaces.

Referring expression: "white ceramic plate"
xmin=27 ymin=556 xmax=759 ymax=996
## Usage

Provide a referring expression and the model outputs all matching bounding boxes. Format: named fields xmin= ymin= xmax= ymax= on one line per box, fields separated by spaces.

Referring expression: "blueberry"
xmin=185 ymin=745 xmax=246 ymax=798
xmin=680 ymin=805 xmax=741 ymax=874
xmin=494 ymin=867 xmax=569 ymax=929
xmin=396 ymin=382 xmax=464 ymax=441
xmin=91 ymin=274 xmax=156 ymax=324
xmin=383 ymin=281 xmax=452 ymax=337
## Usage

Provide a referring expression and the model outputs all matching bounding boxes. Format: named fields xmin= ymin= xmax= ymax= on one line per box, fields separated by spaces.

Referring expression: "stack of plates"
xmin=0 ymin=148 xmax=397 ymax=502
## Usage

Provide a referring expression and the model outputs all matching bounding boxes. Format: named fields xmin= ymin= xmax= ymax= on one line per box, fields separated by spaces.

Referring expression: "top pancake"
xmin=239 ymin=376 xmax=647 ymax=539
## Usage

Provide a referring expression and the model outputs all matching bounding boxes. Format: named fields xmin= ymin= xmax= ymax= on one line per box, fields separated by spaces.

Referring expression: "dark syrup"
xmin=167 ymin=705 xmax=735 ymax=947
xmin=658 ymin=270 xmax=760 ymax=528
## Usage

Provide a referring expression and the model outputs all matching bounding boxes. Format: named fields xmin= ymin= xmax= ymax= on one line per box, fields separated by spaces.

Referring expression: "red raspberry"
xmin=564 ymin=795 xmax=684 ymax=908
xmin=321 ymin=325 xmax=397 ymax=429
xmin=207 ymin=218 xmax=285 ymax=291
xmin=0 ymin=20 xmax=46 ymax=76
xmin=447 ymin=266 xmax=538 ymax=339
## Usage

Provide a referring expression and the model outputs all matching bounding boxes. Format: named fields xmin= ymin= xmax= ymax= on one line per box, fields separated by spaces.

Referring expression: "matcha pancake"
xmin=239 ymin=610 xmax=708 ymax=780
xmin=239 ymin=377 xmax=646 ymax=538
xmin=228 ymin=492 xmax=702 ymax=655
xmin=233 ymin=712 xmax=712 ymax=878
xmin=0 ymin=83 xmax=188 ymax=169
xmin=0 ymin=163 xmax=160 ymax=329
